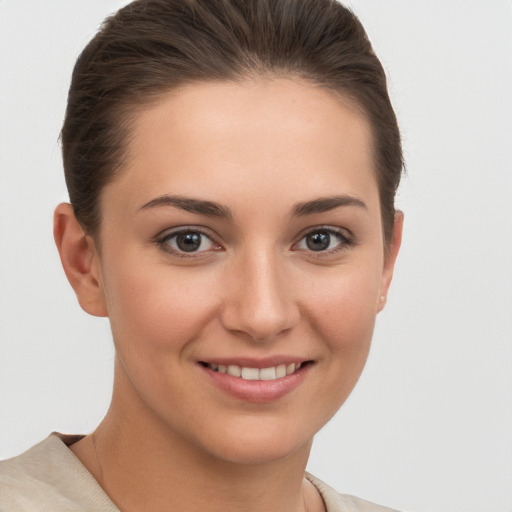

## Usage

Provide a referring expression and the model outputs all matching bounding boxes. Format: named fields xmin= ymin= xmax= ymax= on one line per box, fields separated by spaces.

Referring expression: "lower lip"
xmin=199 ymin=364 xmax=311 ymax=403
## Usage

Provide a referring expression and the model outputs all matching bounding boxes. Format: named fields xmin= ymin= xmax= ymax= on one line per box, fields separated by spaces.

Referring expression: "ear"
xmin=53 ymin=203 xmax=108 ymax=317
xmin=378 ymin=211 xmax=404 ymax=312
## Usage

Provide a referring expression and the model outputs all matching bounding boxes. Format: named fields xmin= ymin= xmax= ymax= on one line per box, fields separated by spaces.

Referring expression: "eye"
xmin=294 ymin=227 xmax=352 ymax=253
xmin=158 ymin=229 xmax=220 ymax=255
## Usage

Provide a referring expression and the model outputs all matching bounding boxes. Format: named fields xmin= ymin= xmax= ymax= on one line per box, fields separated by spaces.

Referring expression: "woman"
xmin=0 ymin=0 xmax=403 ymax=510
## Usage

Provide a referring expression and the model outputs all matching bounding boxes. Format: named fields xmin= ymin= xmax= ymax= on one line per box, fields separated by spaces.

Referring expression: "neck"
xmin=76 ymin=359 xmax=318 ymax=512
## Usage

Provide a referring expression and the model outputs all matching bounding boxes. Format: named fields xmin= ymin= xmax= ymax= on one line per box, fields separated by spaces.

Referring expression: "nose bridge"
xmin=220 ymin=244 xmax=299 ymax=341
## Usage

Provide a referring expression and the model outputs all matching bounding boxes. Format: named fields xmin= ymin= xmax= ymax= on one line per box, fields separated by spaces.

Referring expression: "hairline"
xmin=81 ymin=74 xmax=390 ymax=251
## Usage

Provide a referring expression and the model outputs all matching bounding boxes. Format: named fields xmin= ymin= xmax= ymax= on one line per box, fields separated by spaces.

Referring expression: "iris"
xmin=176 ymin=232 xmax=202 ymax=252
xmin=306 ymin=231 xmax=331 ymax=251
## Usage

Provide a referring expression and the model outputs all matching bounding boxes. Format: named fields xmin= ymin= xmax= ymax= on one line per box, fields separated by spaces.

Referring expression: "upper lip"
xmin=198 ymin=356 xmax=311 ymax=368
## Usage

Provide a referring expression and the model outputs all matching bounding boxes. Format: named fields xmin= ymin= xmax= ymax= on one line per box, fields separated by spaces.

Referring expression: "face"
xmin=89 ymin=79 xmax=400 ymax=464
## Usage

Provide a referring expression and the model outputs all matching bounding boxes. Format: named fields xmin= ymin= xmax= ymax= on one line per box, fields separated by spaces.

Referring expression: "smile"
xmin=198 ymin=359 xmax=312 ymax=402
xmin=203 ymin=362 xmax=304 ymax=381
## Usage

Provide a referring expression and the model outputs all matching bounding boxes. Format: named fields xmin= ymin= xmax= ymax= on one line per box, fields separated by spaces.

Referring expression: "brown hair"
xmin=61 ymin=0 xmax=403 ymax=244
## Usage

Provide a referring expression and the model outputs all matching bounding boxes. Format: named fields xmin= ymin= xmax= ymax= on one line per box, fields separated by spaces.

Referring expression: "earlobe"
xmin=378 ymin=211 xmax=404 ymax=312
xmin=53 ymin=203 xmax=108 ymax=317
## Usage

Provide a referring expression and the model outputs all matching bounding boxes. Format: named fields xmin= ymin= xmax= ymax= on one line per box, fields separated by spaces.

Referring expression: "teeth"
xmin=206 ymin=362 xmax=305 ymax=381
xmin=259 ymin=367 xmax=276 ymax=380
xmin=241 ymin=367 xmax=260 ymax=380
xmin=227 ymin=365 xmax=241 ymax=377
xmin=276 ymin=364 xmax=287 ymax=378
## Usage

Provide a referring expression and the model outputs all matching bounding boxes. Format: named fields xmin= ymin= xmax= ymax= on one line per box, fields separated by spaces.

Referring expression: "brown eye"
xmin=305 ymin=231 xmax=331 ymax=251
xmin=159 ymin=229 xmax=218 ymax=255
xmin=176 ymin=232 xmax=202 ymax=252
xmin=294 ymin=227 xmax=353 ymax=254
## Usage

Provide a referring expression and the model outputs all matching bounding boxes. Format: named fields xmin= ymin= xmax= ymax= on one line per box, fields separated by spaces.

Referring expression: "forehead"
xmin=104 ymin=78 xmax=378 ymax=216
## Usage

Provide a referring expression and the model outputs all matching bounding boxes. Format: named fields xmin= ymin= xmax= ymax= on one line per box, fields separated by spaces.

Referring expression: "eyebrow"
xmin=292 ymin=195 xmax=367 ymax=216
xmin=140 ymin=195 xmax=232 ymax=218
xmin=139 ymin=194 xmax=366 ymax=218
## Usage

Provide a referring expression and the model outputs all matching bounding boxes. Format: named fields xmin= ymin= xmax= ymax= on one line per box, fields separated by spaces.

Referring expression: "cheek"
xmin=100 ymin=259 xmax=223 ymax=416
xmin=284 ymin=268 xmax=380 ymax=432
xmin=306 ymin=264 xmax=381 ymax=349
xmin=101 ymin=258 xmax=220 ymax=355
xmin=302 ymin=260 xmax=383 ymax=404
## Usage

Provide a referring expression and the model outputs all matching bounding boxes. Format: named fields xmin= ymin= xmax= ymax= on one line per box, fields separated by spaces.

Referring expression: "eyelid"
xmin=153 ymin=224 xmax=354 ymax=258
xmin=155 ymin=226 xmax=223 ymax=257
xmin=292 ymin=225 xmax=355 ymax=254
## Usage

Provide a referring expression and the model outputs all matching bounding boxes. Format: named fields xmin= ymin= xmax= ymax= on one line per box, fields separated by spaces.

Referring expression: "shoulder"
xmin=0 ymin=434 xmax=118 ymax=512
xmin=306 ymin=473 xmax=400 ymax=512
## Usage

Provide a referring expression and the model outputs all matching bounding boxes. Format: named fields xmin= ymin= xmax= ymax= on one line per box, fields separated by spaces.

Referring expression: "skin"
xmin=54 ymin=78 xmax=403 ymax=512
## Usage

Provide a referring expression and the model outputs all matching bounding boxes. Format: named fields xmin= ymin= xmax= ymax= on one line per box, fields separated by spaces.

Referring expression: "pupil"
xmin=177 ymin=232 xmax=201 ymax=252
xmin=307 ymin=232 xmax=330 ymax=251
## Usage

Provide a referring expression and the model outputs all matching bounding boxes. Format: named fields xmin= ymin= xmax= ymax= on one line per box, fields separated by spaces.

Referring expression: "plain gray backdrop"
xmin=1 ymin=1 xmax=511 ymax=512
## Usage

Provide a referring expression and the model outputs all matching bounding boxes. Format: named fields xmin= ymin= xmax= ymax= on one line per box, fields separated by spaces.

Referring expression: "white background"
xmin=1 ymin=1 xmax=511 ymax=511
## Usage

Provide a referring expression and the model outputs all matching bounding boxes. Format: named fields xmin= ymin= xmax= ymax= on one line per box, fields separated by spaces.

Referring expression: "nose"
xmin=219 ymin=248 xmax=300 ymax=342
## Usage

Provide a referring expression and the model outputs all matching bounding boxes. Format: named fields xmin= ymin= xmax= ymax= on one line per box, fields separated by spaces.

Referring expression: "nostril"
xmin=218 ymin=264 xmax=301 ymax=342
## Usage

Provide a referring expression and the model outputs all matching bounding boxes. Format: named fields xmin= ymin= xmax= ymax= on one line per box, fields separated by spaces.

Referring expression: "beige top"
xmin=0 ymin=434 xmax=398 ymax=512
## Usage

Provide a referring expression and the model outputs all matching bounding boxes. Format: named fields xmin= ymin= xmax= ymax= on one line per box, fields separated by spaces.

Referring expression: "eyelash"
xmin=156 ymin=227 xmax=221 ymax=258
xmin=155 ymin=226 xmax=355 ymax=258
xmin=293 ymin=226 xmax=355 ymax=256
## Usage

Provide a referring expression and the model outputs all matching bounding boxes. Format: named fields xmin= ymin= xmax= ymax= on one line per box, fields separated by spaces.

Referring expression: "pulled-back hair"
xmin=61 ymin=0 xmax=403 ymax=244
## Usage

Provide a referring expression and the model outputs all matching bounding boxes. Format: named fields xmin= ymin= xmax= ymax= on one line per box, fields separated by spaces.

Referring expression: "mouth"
xmin=199 ymin=360 xmax=312 ymax=381
xmin=197 ymin=356 xmax=314 ymax=402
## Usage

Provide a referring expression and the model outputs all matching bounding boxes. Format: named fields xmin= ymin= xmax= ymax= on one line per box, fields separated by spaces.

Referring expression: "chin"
xmin=189 ymin=417 xmax=316 ymax=466
xmin=206 ymin=437 xmax=311 ymax=466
